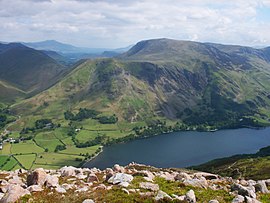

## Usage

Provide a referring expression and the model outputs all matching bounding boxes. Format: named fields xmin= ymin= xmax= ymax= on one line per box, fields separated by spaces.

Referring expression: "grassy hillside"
xmin=192 ymin=146 xmax=270 ymax=180
xmin=0 ymin=43 xmax=66 ymax=104
xmin=0 ymin=80 xmax=26 ymax=103
xmin=11 ymin=39 xmax=270 ymax=129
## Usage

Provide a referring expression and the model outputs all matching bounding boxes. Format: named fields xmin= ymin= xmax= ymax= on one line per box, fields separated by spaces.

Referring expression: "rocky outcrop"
xmin=139 ymin=182 xmax=159 ymax=191
xmin=231 ymin=195 xmax=245 ymax=203
xmin=27 ymin=168 xmax=47 ymax=186
xmin=255 ymin=180 xmax=269 ymax=194
xmin=154 ymin=190 xmax=172 ymax=201
xmin=107 ymin=173 xmax=133 ymax=185
xmin=185 ymin=189 xmax=196 ymax=203
xmin=231 ymin=183 xmax=256 ymax=198
xmin=0 ymin=185 xmax=30 ymax=203
xmin=0 ymin=163 xmax=268 ymax=202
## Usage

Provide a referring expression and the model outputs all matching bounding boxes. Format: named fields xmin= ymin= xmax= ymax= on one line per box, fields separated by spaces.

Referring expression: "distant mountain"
xmin=0 ymin=43 xmax=66 ymax=103
xmin=13 ymin=38 xmax=270 ymax=128
xmin=23 ymin=40 xmax=133 ymax=65
xmin=24 ymin=40 xmax=114 ymax=54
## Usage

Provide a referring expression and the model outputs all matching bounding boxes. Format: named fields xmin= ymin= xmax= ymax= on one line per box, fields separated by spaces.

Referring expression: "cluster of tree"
xmin=35 ymin=119 xmax=54 ymax=129
xmin=12 ymin=135 xmax=34 ymax=144
xmin=105 ymin=121 xmax=190 ymax=146
xmin=64 ymin=108 xmax=100 ymax=121
xmin=54 ymin=144 xmax=66 ymax=152
xmin=0 ymin=114 xmax=7 ymax=128
xmin=20 ymin=119 xmax=60 ymax=136
xmin=64 ymin=108 xmax=118 ymax=124
xmin=20 ymin=127 xmax=36 ymax=134
xmin=179 ymin=105 xmax=265 ymax=130
xmin=133 ymin=120 xmax=172 ymax=138
xmin=104 ymin=133 xmax=136 ymax=146
xmin=74 ymin=134 xmax=107 ymax=148
xmin=75 ymin=158 xmax=83 ymax=162
xmin=172 ymin=122 xmax=189 ymax=131
xmin=0 ymin=108 xmax=15 ymax=129
xmin=97 ymin=115 xmax=118 ymax=124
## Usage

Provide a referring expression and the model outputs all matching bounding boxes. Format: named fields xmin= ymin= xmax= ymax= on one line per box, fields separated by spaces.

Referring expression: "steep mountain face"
xmin=0 ymin=43 xmax=66 ymax=103
xmin=13 ymin=39 xmax=270 ymax=126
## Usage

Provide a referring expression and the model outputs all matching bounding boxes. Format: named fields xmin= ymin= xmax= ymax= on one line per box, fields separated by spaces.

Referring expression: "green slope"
xmin=12 ymin=39 xmax=270 ymax=128
xmin=0 ymin=43 xmax=67 ymax=104
xmin=192 ymin=146 xmax=270 ymax=180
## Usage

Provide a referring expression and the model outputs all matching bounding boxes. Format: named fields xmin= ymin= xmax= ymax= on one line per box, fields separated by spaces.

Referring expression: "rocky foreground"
xmin=0 ymin=163 xmax=269 ymax=203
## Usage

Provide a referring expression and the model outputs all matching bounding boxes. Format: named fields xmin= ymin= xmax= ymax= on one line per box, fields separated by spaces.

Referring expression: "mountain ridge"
xmin=11 ymin=38 xmax=270 ymax=129
xmin=0 ymin=43 xmax=67 ymax=103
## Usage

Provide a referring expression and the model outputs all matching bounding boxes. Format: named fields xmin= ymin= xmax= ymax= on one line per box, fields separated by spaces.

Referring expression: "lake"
xmin=84 ymin=127 xmax=270 ymax=169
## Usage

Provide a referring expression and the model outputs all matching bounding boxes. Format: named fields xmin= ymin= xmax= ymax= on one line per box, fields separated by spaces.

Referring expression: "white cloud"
xmin=0 ymin=0 xmax=270 ymax=47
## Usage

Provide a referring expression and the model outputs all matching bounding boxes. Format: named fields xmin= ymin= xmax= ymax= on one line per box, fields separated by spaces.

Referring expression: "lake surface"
xmin=84 ymin=128 xmax=270 ymax=169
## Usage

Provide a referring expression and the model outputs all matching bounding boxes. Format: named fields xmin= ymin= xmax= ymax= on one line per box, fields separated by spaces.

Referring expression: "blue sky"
xmin=0 ymin=0 xmax=270 ymax=48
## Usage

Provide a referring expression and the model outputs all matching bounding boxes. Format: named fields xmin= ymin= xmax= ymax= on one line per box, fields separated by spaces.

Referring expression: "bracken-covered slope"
xmin=13 ymin=39 xmax=270 ymax=126
xmin=0 ymin=43 xmax=66 ymax=103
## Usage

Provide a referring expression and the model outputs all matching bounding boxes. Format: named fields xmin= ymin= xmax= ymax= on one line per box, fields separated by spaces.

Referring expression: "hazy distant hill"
xmin=0 ymin=43 xmax=66 ymax=103
xmin=23 ymin=40 xmax=132 ymax=54
xmin=12 ymin=38 xmax=270 ymax=127
xmin=23 ymin=40 xmax=132 ymax=65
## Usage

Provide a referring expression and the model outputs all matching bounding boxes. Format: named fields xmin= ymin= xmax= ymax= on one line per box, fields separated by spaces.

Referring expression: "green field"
xmin=101 ymin=130 xmax=129 ymax=139
xmin=1 ymin=117 xmax=156 ymax=171
xmin=14 ymin=154 xmax=36 ymax=169
xmin=9 ymin=131 xmax=21 ymax=139
xmin=76 ymin=130 xmax=99 ymax=143
xmin=60 ymin=145 xmax=100 ymax=156
xmin=1 ymin=156 xmax=18 ymax=171
xmin=54 ymin=128 xmax=69 ymax=139
xmin=11 ymin=140 xmax=44 ymax=154
xmin=0 ymin=156 xmax=9 ymax=166
xmin=34 ymin=132 xmax=64 ymax=152
xmin=34 ymin=153 xmax=84 ymax=168
xmin=0 ymin=143 xmax=11 ymax=155
xmin=61 ymin=137 xmax=74 ymax=146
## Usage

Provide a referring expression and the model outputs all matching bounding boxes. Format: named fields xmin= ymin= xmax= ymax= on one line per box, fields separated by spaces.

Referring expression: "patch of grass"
xmin=9 ymin=131 xmax=21 ymax=139
xmin=31 ymin=164 xmax=61 ymax=170
xmin=258 ymin=194 xmax=270 ymax=203
xmin=155 ymin=177 xmax=189 ymax=196
xmin=54 ymin=128 xmax=69 ymax=140
xmin=96 ymin=188 xmax=154 ymax=203
xmin=76 ymin=130 xmax=98 ymax=143
xmin=35 ymin=132 xmax=64 ymax=152
xmin=59 ymin=145 xmax=100 ymax=156
xmin=34 ymin=152 xmax=84 ymax=168
xmin=12 ymin=164 xmax=21 ymax=170
xmin=194 ymin=188 xmax=234 ymax=203
xmin=11 ymin=140 xmax=44 ymax=154
xmin=194 ymin=155 xmax=270 ymax=180
xmin=0 ymin=155 xmax=9 ymax=166
xmin=61 ymin=137 xmax=74 ymax=146
xmin=14 ymin=154 xmax=36 ymax=169
xmin=87 ymin=123 xmax=119 ymax=131
xmin=73 ymin=118 xmax=100 ymax=128
xmin=101 ymin=130 xmax=129 ymax=139
xmin=1 ymin=156 xmax=18 ymax=171
xmin=155 ymin=177 xmax=233 ymax=203
xmin=0 ymin=143 xmax=11 ymax=155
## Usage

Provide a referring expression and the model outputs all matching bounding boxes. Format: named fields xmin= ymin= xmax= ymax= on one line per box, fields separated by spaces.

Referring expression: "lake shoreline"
xmin=84 ymin=127 xmax=270 ymax=170
xmin=81 ymin=146 xmax=103 ymax=168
